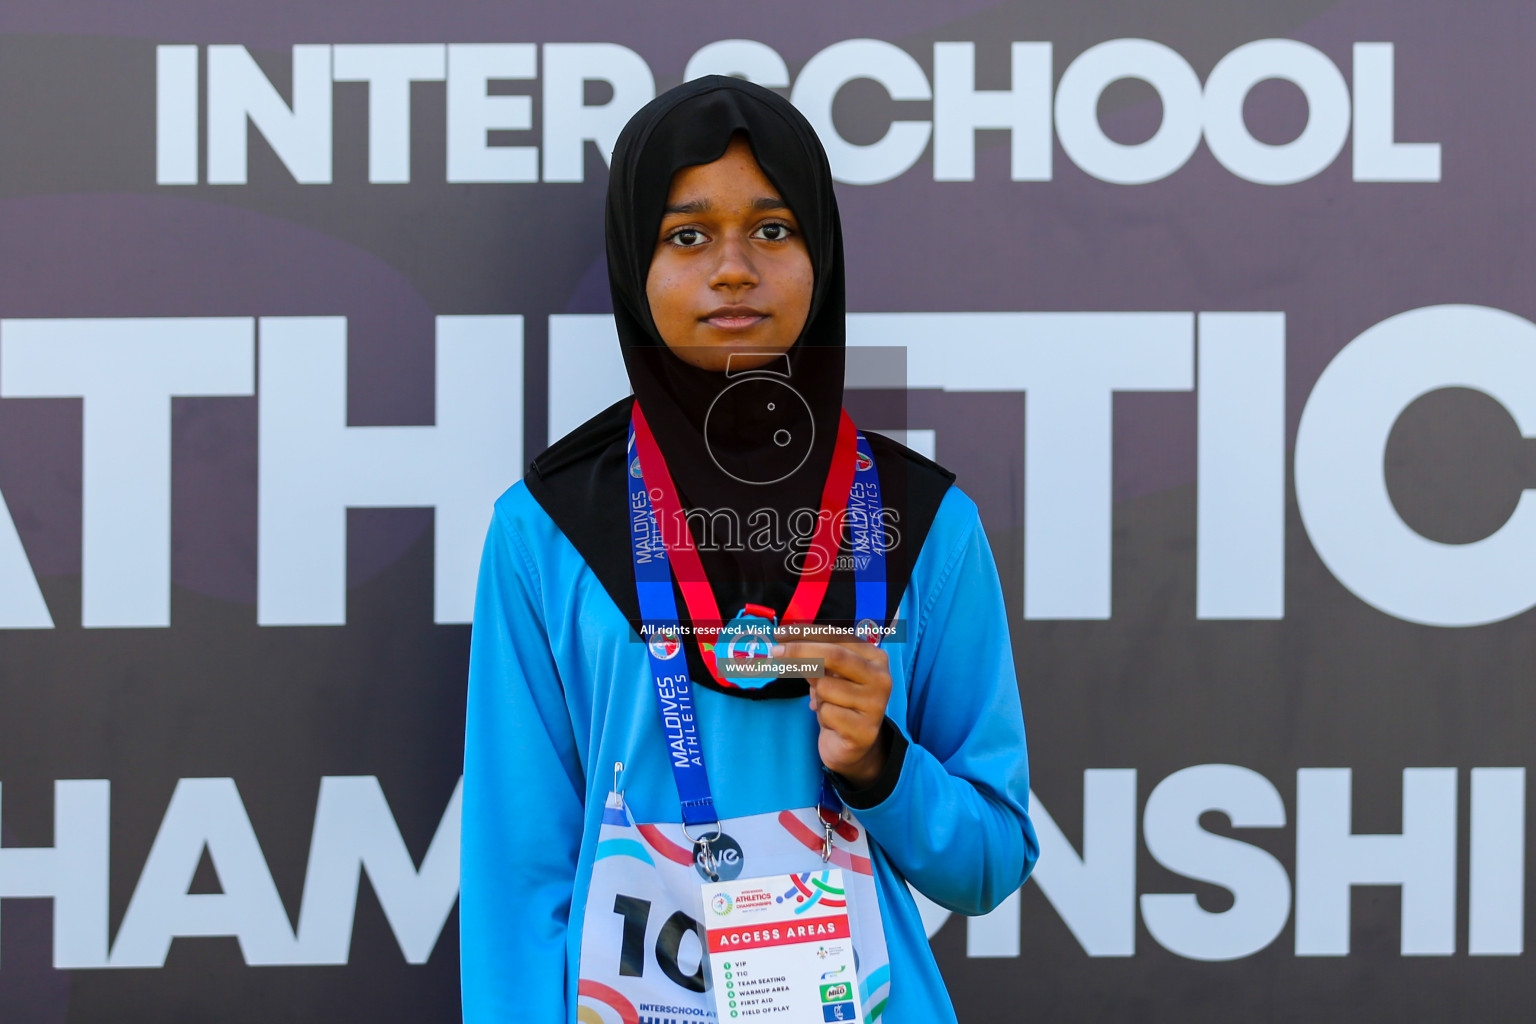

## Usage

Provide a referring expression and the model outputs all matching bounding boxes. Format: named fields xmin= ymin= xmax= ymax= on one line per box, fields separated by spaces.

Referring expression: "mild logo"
xmin=820 ymin=982 xmax=851 ymax=1003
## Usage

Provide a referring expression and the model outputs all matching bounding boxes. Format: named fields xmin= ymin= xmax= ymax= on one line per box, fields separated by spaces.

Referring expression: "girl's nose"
xmin=709 ymin=234 xmax=760 ymax=289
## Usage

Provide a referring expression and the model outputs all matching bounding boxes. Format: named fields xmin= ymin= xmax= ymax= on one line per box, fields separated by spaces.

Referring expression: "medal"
xmin=716 ymin=603 xmax=780 ymax=687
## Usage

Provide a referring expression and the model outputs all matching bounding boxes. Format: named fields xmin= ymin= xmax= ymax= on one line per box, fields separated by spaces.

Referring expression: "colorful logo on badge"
xmin=820 ymin=982 xmax=851 ymax=1003
xmin=648 ymin=629 xmax=681 ymax=660
xmin=711 ymin=892 xmax=734 ymax=916
xmin=855 ymin=450 xmax=873 ymax=472
xmin=628 ymin=454 xmax=644 ymax=478
xmin=777 ymin=871 xmax=847 ymax=913
xmin=854 ymin=618 xmax=881 ymax=642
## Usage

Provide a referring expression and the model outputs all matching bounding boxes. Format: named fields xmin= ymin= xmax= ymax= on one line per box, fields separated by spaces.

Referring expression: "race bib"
xmin=575 ymin=791 xmax=891 ymax=1024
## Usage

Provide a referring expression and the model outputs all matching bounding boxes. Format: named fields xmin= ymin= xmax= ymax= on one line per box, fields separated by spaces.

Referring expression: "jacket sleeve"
xmin=843 ymin=497 xmax=1039 ymax=916
xmin=461 ymin=502 xmax=585 ymax=1023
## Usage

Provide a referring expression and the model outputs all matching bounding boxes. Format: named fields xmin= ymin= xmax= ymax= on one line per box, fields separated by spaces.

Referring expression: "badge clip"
xmin=819 ymin=805 xmax=847 ymax=862
xmin=682 ymin=819 xmax=725 ymax=882
xmin=696 ymin=836 xmax=720 ymax=881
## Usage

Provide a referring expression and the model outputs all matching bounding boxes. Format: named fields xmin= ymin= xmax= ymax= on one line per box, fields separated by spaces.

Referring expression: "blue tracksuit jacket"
xmin=460 ymin=479 xmax=1038 ymax=1022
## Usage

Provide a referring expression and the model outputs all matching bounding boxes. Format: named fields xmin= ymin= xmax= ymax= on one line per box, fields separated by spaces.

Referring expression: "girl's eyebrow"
xmin=662 ymin=196 xmax=789 ymax=215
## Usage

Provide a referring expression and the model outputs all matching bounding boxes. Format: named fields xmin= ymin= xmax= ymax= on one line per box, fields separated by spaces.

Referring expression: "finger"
xmin=777 ymin=640 xmax=883 ymax=681
xmin=810 ymin=673 xmax=889 ymax=716
xmin=805 ymin=647 xmax=890 ymax=695
xmin=800 ymin=637 xmax=886 ymax=668
xmin=814 ymin=701 xmax=884 ymax=758
xmin=768 ymin=626 xmax=878 ymax=657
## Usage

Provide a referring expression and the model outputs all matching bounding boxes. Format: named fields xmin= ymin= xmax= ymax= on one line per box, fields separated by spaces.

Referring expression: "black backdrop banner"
xmin=1 ymin=1 xmax=1533 ymax=1021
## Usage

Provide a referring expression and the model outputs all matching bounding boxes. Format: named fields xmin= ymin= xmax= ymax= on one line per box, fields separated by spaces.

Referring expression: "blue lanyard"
xmin=627 ymin=420 xmax=887 ymax=831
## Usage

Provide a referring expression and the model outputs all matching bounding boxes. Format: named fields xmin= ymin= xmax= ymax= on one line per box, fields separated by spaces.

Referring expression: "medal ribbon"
xmin=628 ymin=405 xmax=887 ymax=831
xmin=631 ymin=402 xmax=860 ymax=685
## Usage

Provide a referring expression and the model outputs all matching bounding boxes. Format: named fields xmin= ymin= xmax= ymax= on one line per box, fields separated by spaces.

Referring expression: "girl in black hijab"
xmin=527 ymin=76 xmax=953 ymax=708
xmin=462 ymin=76 xmax=1037 ymax=1024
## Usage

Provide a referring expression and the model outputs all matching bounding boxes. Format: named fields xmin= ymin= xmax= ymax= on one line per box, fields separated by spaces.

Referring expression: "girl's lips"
xmin=704 ymin=313 xmax=767 ymax=330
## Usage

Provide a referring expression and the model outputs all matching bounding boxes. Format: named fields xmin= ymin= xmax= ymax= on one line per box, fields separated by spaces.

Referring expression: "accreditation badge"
xmin=702 ymin=869 xmax=864 ymax=1022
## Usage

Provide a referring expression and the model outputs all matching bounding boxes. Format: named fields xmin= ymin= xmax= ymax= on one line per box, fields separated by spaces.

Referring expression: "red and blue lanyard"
xmin=627 ymin=403 xmax=887 ymax=831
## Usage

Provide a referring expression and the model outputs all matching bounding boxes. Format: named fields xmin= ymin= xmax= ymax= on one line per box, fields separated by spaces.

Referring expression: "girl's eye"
xmin=668 ymin=227 xmax=707 ymax=247
xmin=754 ymin=222 xmax=792 ymax=242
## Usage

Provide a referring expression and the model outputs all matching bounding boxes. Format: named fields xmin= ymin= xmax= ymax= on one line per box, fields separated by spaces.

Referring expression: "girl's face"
xmin=645 ymin=135 xmax=814 ymax=372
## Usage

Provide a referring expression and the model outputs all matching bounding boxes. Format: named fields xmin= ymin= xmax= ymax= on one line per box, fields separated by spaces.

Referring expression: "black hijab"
xmin=526 ymin=76 xmax=954 ymax=700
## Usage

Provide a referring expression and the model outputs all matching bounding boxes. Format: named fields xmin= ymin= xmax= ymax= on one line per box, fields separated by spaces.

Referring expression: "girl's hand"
xmin=772 ymin=639 xmax=892 ymax=787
